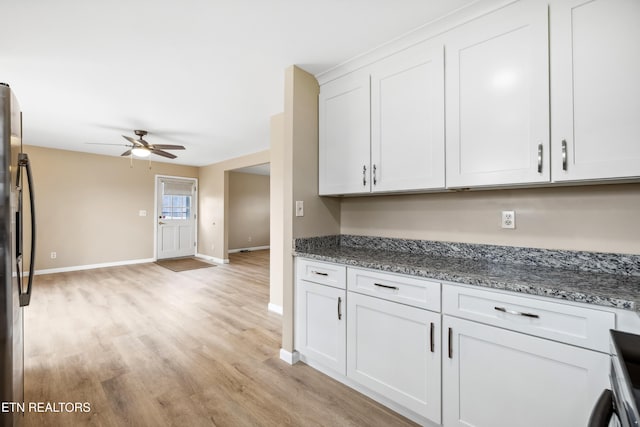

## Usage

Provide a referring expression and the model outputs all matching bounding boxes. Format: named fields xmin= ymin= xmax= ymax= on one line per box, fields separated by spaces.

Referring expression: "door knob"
xmin=159 ymin=221 xmax=166 ymax=225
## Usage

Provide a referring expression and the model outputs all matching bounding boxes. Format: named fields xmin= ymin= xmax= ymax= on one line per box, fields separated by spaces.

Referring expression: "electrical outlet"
xmin=50 ymin=252 xmax=57 ymax=259
xmin=295 ymin=201 xmax=304 ymax=217
xmin=248 ymin=236 xmax=252 ymax=242
xmin=501 ymin=211 xmax=516 ymax=229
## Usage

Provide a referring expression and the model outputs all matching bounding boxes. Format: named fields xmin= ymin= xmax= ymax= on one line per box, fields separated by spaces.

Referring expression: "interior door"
xmin=157 ymin=177 xmax=196 ymax=260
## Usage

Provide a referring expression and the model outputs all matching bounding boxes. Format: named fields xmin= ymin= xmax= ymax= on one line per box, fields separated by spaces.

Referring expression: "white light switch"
xmin=295 ymin=201 xmax=304 ymax=217
xmin=139 ymin=210 xmax=147 ymax=217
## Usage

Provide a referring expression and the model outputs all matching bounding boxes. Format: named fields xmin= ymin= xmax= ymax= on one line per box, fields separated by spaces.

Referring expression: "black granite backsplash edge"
xmin=294 ymin=234 xmax=640 ymax=277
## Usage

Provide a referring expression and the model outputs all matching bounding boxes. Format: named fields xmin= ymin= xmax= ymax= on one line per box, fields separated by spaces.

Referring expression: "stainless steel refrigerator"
xmin=0 ymin=83 xmax=35 ymax=427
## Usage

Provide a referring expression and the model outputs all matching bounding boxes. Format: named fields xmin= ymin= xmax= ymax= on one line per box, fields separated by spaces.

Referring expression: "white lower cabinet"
xmin=295 ymin=280 xmax=346 ymax=375
xmin=442 ymin=315 xmax=609 ymax=427
xmin=347 ymin=291 xmax=441 ymax=423
xmin=295 ymin=258 xmax=616 ymax=427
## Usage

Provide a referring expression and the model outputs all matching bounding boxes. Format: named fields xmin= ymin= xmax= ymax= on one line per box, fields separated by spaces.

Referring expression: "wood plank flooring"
xmin=23 ymin=251 xmax=417 ymax=426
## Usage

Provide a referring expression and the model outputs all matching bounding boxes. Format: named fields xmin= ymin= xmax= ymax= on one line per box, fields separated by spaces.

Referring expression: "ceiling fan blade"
xmin=85 ymin=142 xmax=130 ymax=146
xmin=151 ymin=144 xmax=185 ymax=150
xmin=122 ymin=135 xmax=138 ymax=145
xmin=151 ymin=149 xmax=177 ymax=159
xmin=121 ymin=150 xmax=132 ymax=157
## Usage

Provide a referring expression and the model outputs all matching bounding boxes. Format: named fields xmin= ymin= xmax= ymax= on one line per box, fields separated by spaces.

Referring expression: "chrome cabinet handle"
xmin=561 ymin=139 xmax=568 ymax=171
xmin=311 ymin=271 xmax=328 ymax=276
xmin=430 ymin=322 xmax=434 ymax=353
xmin=537 ymin=143 xmax=543 ymax=173
xmin=374 ymin=282 xmax=399 ymax=291
xmin=494 ymin=306 xmax=540 ymax=319
xmin=448 ymin=327 xmax=453 ymax=359
xmin=362 ymin=165 xmax=367 ymax=186
xmin=337 ymin=297 xmax=342 ymax=320
xmin=373 ymin=164 xmax=377 ymax=186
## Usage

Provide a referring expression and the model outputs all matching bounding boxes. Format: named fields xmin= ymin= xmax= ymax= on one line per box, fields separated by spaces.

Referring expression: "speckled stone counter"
xmin=294 ymin=235 xmax=640 ymax=312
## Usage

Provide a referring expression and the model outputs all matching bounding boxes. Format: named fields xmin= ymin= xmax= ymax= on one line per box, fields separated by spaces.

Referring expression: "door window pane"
xmin=161 ymin=195 xmax=191 ymax=219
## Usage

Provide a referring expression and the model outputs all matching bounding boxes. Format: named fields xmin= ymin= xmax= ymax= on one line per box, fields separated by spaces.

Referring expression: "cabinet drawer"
xmin=442 ymin=284 xmax=615 ymax=352
xmin=347 ymin=267 xmax=440 ymax=311
xmin=296 ymin=258 xmax=346 ymax=289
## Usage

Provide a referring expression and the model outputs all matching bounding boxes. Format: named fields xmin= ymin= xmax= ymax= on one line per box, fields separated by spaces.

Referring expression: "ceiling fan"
xmin=88 ymin=130 xmax=186 ymax=159
xmin=121 ymin=129 xmax=186 ymax=159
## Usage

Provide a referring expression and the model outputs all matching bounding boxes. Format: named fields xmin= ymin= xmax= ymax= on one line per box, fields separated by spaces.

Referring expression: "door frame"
xmin=154 ymin=174 xmax=199 ymax=260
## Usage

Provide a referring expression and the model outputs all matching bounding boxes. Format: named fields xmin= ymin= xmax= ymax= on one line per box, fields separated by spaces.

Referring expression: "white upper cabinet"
xmin=319 ymin=71 xmax=371 ymax=195
xmin=319 ymin=0 xmax=640 ymax=193
xmin=370 ymin=40 xmax=445 ymax=192
xmin=550 ymin=0 xmax=640 ymax=182
xmin=319 ymin=40 xmax=445 ymax=196
xmin=445 ymin=0 xmax=550 ymax=188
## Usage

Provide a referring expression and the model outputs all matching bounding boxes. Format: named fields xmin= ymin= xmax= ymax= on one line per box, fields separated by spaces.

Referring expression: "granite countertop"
xmin=294 ymin=236 xmax=640 ymax=312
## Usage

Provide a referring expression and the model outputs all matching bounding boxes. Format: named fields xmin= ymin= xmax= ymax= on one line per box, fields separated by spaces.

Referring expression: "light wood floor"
xmin=23 ymin=251 xmax=417 ymax=426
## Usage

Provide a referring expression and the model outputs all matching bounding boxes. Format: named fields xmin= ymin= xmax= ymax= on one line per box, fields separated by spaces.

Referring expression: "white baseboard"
xmin=279 ymin=349 xmax=300 ymax=365
xmin=268 ymin=303 xmax=283 ymax=315
xmin=228 ymin=245 xmax=270 ymax=254
xmin=35 ymin=258 xmax=155 ymax=275
xmin=195 ymin=253 xmax=229 ymax=264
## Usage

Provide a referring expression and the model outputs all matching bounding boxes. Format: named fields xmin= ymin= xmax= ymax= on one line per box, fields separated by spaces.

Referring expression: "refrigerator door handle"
xmin=17 ymin=153 xmax=35 ymax=307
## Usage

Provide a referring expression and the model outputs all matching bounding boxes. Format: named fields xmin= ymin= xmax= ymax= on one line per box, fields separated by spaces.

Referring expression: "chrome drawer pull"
xmin=494 ymin=306 xmax=540 ymax=319
xmin=448 ymin=327 xmax=453 ymax=359
xmin=561 ymin=139 xmax=568 ymax=171
xmin=337 ymin=297 xmax=342 ymax=320
xmin=374 ymin=283 xmax=399 ymax=291
xmin=310 ymin=271 xmax=328 ymax=276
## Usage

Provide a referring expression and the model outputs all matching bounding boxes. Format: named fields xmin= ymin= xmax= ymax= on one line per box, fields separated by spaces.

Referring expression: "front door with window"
xmin=157 ymin=177 xmax=196 ymax=259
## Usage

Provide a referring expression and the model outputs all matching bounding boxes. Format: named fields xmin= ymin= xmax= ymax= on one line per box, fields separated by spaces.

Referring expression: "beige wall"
xmin=25 ymin=145 xmax=198 ymax=270
xmin=280 ymin=66 xmax=341 ymax=351
xmin=228 ymin=171 xmax=270 ymax=250
xmin=340 ymin=183 xmax=640 ymax=254
xmin=269 ymin=113 xmax=285 ymax=310
xmin=198 ymin=150 xmax=270 ymax=261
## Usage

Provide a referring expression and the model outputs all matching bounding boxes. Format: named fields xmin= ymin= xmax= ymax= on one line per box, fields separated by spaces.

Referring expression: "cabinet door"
xmin=442 ymin=315 xmax=609 ymax=427
xmin=319 ymin=71 xmax=371 ymax=195
xmin=347 ymin=292 xmax=441 ymax=423
xmin=295 ymin=281 xmax=346 ymax=374
xmin=445 ymin=0 xmax=550 ymax=188
xmin=370 ymin=40 xmax=445 ymax=192
xmin=550 ymin=0 xmax=640 ymax=182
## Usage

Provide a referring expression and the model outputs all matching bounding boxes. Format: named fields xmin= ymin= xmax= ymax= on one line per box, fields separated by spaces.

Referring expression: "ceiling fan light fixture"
xmin=131 ymin=147 xmax=151 ymax=157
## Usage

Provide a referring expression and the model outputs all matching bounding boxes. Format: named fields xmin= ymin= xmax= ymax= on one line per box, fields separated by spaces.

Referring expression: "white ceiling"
xmin=1 ymin=0 xmax=478 ymax=167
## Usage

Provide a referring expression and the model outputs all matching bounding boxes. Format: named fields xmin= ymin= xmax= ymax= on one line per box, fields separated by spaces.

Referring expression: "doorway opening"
xmin=227 ymin=163 xmax=270 ymax=256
